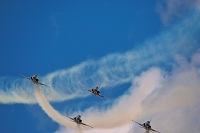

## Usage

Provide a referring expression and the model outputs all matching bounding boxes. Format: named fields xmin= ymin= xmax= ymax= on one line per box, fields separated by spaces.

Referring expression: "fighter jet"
xmin=84 ymin=86 xmax=110 ymax=99
xmin=19 ymin=74 xmax=50 ymax=88
xmin=64 ymin=114 xmax=93 ymax=128
xmin=132 ymin=120 xmax=161 ymax=133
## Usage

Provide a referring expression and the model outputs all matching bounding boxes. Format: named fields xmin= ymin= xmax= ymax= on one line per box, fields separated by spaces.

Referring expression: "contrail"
xmin=34 ymin=68 xmax=162 ymax=130
xmin=82 ymin=68 xmax=164 ymax=128
xmin=1 ymin=10 xmax=200 ymax=104
xmin=35 ymin=85 xmax=73 ymax=128
xmin=35 ymin=84 xmax=94 ymax=131
xmin=75 ymin=125 xmax=83 ymax=133
xmin=55 ymin=54 xmax=200 ymax=133
xmin=54 ymin=58 xmax=200 ymax=133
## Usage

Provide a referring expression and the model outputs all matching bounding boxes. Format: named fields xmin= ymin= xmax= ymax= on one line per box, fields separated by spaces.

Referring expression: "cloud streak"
xmin=35 ymin=66 xmax=164 ymax=131
xmin=156 ymin=0 xmax=200 ymax=25
xmin=0 ymin=3 xmax=199 ymax=133
xmin=0 ymin=10 xmax=200 ymax=104
xmin=34 ymin=49 xmax=200 ymax=133
xmin=35 ymin=84 xmax=92 ymax=132
xmin=35 ymin=84 xmax=84 ymax=130
xmin=0 ymin=9 xmax=198 ymax=133
xmin=55 ymin=50 xmax=200 ymax=133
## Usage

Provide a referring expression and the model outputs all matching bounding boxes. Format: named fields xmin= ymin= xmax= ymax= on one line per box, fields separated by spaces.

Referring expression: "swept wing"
xmin=132 ymin=120 xmax=144 ymax=127
xmin=64 ymin=115 xmax=93 ymax=128
xmin=132 ymin=120 xmax=161 ymax=133
xmin=82 ymin=86 xmax=110 ymax=99
xmin=19 ymin=74 xmax=50 ymax=88
xmin=80 ymin=122 xmax=93 ymax=128
xmin=150 ymin=128 xmax=161 ymax=133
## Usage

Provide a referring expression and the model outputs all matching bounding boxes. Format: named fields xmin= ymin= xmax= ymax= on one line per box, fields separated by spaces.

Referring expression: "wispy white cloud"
xmin=55 ymin=50 xmax=200 ymax=133
xmin=56 ymin=124 xmax=132 ymax=133
xmin=51 ymin=14 xmax=60 ymax=37
xmin=0 ymin=10 xmax=200 ymax=133
xmin=81 ymin=68 xmax=163 ymax=128
xmin=36 ymin=9 xmax=200 ymax=133
xmin=129 ymin=52 xmax=200 ymax=133
xmin=55 ymin=126 xmax=71 ymax=133
xmin=0 ymin=10 xmax=199 ymax=104
xmin=0 ymin=3 xmax=199 ymax=133
xmin=40 ymin=67 xmax=163 ymax=132
xmin=156 ymin=0 xmax=200 ymax=25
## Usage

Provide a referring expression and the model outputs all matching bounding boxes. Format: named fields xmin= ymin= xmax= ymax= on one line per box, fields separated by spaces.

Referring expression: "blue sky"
xmin=0 ymin=0 xmax=162 ymax=76
xmin=0 ymin=0 xmax=200 ymax=133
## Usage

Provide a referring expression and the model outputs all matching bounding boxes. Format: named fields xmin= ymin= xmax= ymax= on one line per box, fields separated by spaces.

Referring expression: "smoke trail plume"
xmin=75 ymin=125 xmax=83 ymax=133
xmin=55 ymin=51 xmax=200 ymax=133
xmin=1 ymin=10 xmax=200 ymax=104
xmin=35 ymin=84 xmax=94 ymax=131
xmin=35 ymin=85 xmax=72 ymax=128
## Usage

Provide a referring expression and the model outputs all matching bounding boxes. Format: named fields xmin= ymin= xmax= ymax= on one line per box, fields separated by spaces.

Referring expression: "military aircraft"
xmin=19 ymin=74 xmax=50 ymax=88
xmin=64 ymin=114 xmax=93 ymax=128
xmin=132 ymin=120 xmax=161 ymax=133
xmin=83 ymin=86 xmax=110 ymax=99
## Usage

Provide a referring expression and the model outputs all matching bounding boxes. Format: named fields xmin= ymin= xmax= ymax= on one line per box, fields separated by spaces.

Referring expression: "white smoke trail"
xmin=35 ymin=84 xmax=94 ymax=131
xmin=74 ymin=53 xmax=200 ymax=129
xmin=35 ymin=66 xmax=164 ymax=131
xmin=81 ymin=68 xmax=164 ymax=128
xmin=1 ymin=10 xmax=200 ymax=104
xmin=55 ymin=51 xmax=200 ymax=133
xmin=35 ymin=85 xmax=73 ymax=128
xmin=156 ymin=0 xmax=200 ymax=25
xmin=75 ymin=125 xmax=83 ymax=133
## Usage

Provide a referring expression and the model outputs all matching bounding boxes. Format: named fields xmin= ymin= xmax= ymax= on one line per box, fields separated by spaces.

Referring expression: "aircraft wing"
xmin=81 ymin=85 xmax=92 ymax=93
xmin=98 ymin=94 xmax=111 ymax=99
xmin=80 ymin=122 xmax=93 ymax=128
xmin=84 ymin=89 xmax=95 ymax=95
xmin=37 ymin=82 xmax=51 ymax=88
xmin=64 ymin=114 xmax=93 ymax=128
xmin=81 ymin=85 xmax=110 ymax=99
xmin=19 ymin=74 xmax=31 ymax=80
xmin=20 ymin=74 xmax=50 ymax=87
xmin=87 ymin=89 xmax=93 ymax=93
xmin=132 ymin=120 xmax=144 ymax=127
xmin=150 ymin=128 xmax=161 ymax=133
xmin=64 ymin=115 xmax=75 ymax=121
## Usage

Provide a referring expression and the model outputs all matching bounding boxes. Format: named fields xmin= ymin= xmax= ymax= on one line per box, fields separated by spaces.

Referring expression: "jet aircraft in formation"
xmin=64 ymin=114 xmax=93 ymax=128
xmin=132 ymin=120 xmax=161 ymax=133
xmin=19 ymin=74 xmax=161 ymax=132
xmin=19 ymin=74 xmax=51 ymax=88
